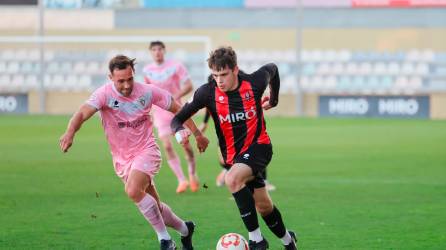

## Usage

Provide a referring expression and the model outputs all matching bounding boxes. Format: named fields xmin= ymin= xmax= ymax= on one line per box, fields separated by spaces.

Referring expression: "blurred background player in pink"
xmin=143 ymin=41 xmax=199 ymax=193
xmin=59 ymin=55 xmax=209 ymax=250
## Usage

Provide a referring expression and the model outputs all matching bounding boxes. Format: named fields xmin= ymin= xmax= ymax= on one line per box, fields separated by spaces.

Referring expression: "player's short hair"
xmin=149 ymin=40 xmax=165 ymax=49
xmin=207 ymin=46 xmax=237 ymax=71
xmin=108 ymin=55 xmax=136 ymax=74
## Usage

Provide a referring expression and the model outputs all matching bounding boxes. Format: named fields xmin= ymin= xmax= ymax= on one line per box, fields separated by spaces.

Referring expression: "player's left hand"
xmin=195 ymin=134 xmax=209 ymax=153
xmin=261 ymin=96 xmax=272 ymax=110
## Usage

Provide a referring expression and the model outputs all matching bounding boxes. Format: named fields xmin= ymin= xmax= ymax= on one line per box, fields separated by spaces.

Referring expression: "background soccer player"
xmin=172 ymin=47 xmax=297 ymax=250
xmin=143 ymin=41 xmax=200 ymax=194
xmin=59 ymin=55 xmax=209 ymax=250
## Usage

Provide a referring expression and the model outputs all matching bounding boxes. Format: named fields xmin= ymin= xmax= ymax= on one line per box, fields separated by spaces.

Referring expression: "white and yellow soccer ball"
xmin=216 ymin=233 xmax=249 ymax=250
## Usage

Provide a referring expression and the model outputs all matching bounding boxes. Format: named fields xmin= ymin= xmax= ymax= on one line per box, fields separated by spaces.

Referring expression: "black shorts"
xmin=234 ymin=143 xmax=273 ymax=191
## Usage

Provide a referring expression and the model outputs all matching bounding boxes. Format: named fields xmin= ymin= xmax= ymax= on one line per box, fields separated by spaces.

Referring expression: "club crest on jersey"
xmin=218 ymin=96 xmax=225 ymax=102
xmin=108 ymin=98 xmax=120 ymax=109
xmin=219 ymin=107 xmax=256 ymax=124
xmin=138 ymin=97 xmax=146 ymax=107
xmin=245 ymin=92 xmax=251 ymax=100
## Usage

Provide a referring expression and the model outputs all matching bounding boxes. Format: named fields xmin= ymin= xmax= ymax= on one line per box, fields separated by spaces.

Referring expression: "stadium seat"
xmin=79 ymin=75 xmax=93 ymax=90
xmin=11 ymin=74 xmax=26 ymax=92
xmin=271 ymin=50 xmax=285 ymax=62
xmin=409 ymin=76 xmax=423 ymax=90
xmin=324 ymin=50 xmax=337 ymax=62
xmin=65 ymin=74 xmax=78 ymax=91
xmin=1 ymin=50 xmax=15 ymax=60
xmin=346 ymin=62 xmax=359 ymax=75
xmin=0 ymin=75 xmax=11 ymax=86
xmin=317 ymin=63 xmax=331 ymax=75
xmin=51 ymin=74 xmax=65 ymax=90
xmin=381 ymin=76 xmax=393 ymax=89
xmin=421 ymin=49 xmax=435 ymax=62
xmin=299 ymin=76 xmax=310 ymax=90
xmin=311 ymin=50 xmax=324 ymax=62
xmin=367 ymin=76 xmax=380 ymax=91
xmin=300 ymin=50 xmax=311 ymax=62
xmin=338 ymin=50 xmax=352 ymax=62
xmin=7 ymin=62 xmax=20 ymax=74
xmin=330 ymin=62 xmax=342 ymax=75
xmin=21 ymin=62 xmax=35 ymax=73
xmin=278 ymin=63 xmax=291 ymax=76
xmin=387 ymin=62 xmax=400 ymax=75
xmin=44 ymin=50 xmax=55 ymax=61
xmin=395 ymin=76 xmax=409 ymax=89
xmin=359 ymin=62 xmax=372 ymax=75
xmin=373 ymin=62 xmax=387 ymax=75
xmin=46 ymin=62 xmax=60 ymax=73
xmin=305 ymin=76 xmax=320 ymax=92
xmin=87 ymin=62 xmax=101 ymax=74
xmin=28 ymin=49 xmax=40 ymax=61
xmin=323 ymin=75 xmax=337 ymax=90
xmin=415 ymin=63 xmax=429 ymax=75
xmin=56 ymin=62 xmax=69 ymax=73
xmin=0 ymin=62 xmax=6 ymax=73
xmin=337 ymin=76 xmax=351 ymax=90
xmin=282 ymin=75 xmax=296 ymax=93
xmin=73 ymin=62 xmax=87 ymax=73
xmin=25 ymin=75 xmax=39 ymax=90
xmin=15 ymin=50 xmax=28 ymax=61
xmin=302 ymin=63 xmax=316 ymax=76
xmin=401 ymin=63 xmax=415 ymax=75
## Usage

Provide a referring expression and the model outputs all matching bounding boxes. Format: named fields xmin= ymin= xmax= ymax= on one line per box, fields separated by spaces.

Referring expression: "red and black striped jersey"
xmin=172 ymin=63 xmax=280 ymax=166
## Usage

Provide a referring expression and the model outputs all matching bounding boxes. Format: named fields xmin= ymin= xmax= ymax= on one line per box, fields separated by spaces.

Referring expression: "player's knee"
xmin=256 ymin=200 xmax=274 ymax=216
xmin=163 ymin=142 xmax=174 ymax=152
xmin=125 ymin=185 xmax=144 ymax=202
xmin=225 ymin=172 xmax=243 ymax=192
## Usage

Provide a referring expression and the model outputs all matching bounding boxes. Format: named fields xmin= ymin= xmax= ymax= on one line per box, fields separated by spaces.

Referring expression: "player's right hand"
xmin=175 ymin=129 xmax=190 ymax=145
xmin=59 ymin=133 xmax=74 ymax=153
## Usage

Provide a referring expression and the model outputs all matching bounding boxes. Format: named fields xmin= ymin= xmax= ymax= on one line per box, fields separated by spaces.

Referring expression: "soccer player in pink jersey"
xmin=59 ymin=55 xmax=209 ymax=250
xmin=143 ymin=41 xmax=199 ymax=194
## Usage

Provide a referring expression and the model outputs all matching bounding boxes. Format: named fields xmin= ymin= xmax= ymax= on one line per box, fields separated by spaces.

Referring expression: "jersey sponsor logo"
xmin=218 ymin=107 xmax=256 ymax=124
xmin=117 ymin=116 xmax=148 ymax=129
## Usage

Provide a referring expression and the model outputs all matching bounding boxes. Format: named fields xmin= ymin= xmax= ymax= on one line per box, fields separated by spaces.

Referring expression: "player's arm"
xmin=173 ymin=78 xmax=193 ymax=100
xmin=199 ymin=110 xmax=211 ymax=133
xmin=59 ymin=104 xmax=97 ymax=153
xmin=171 ymin=85 xmax=209 ymax=146
xmin=169 ymin=99 xmax=208 ymax=153
xmin=259 ymin=63 xmax=280 ymax=110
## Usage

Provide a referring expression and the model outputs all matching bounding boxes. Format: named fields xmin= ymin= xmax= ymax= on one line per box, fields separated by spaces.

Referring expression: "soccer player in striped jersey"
xmin=172 ymin=47 xmax=297 ymax=250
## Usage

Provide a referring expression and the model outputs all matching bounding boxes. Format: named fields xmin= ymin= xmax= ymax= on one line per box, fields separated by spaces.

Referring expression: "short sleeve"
xmin=175 ymin=62 xmax=190 ymax=85
xmin=150 ymin=85 xmax=172 ymax=110
xmin=86 ymin=87 xmax=106 ymax=110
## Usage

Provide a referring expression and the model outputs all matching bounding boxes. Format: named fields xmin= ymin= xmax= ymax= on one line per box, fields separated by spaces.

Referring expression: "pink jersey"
xmin=143 ymin=59 xmax=190 ymax=136
xmin=142 ymin=59 xmax=190 ymax=97
xmin=86 ymin=82 xmax=172 ymax=178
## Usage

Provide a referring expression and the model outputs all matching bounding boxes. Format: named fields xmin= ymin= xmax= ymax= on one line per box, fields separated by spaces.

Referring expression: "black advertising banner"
xmin=0 ymin=94 xmax=28 ymax=114
xmin=319 ymin=95 xmax=430 ymax=119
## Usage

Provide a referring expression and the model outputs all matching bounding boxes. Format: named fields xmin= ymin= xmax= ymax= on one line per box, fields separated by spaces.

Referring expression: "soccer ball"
xmin=216 ymin=233 xmax=249 ymax=250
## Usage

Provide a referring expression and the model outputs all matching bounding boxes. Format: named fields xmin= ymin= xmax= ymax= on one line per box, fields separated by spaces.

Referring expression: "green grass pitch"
xmin=1 ymin=115 xmax=445 ymax=249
